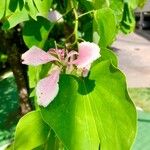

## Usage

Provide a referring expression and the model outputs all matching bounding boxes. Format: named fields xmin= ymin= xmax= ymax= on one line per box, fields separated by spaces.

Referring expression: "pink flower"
xmin=21 ymin=42 xmax=100 ymax=107
xmin=48 ymin=10 xmax=63 ymax=23
xmin=73 ymin=42 xmax=100 ymax=68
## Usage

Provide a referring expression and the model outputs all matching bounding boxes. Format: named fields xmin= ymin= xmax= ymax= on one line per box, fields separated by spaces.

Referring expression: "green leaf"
xmin=23 ymin=16 xmax=53 ymax=48
xmin=120 ymin=2 xmax=135 ymax=34
xmin=2 ymin=7 xmax=29 ymax=29
xmin=78 ymin=0 xmax=93 ymax=11
xmin=0 ymin=1 xmax=6 ymax=19
xmin=28 ymin=63 xmax=52 ymax=89
xmin=94 ymin=8 xmax=117 ymax=47
xmin=124 ymin=0 xmax=146 ymax=9
xmin=25 ymin=0 xmax=38 ymax=20
xmin=28 ymin=66 xmax=42 ymax=88
xmin=95 ymin=48 xmax=118 ymax=67
xmin=128 ymin=0 xmax=138 ymax=9
xmin=14 ymin=111 xmax=50 ymax=150
xmin=93 ymin=0 xmax=110 ymax=9
xmin=109 ymin=0 xmax=124 ymax=22
xmin=8 ymin=0 xmax=24 ymax=12
xmin=4 ymin=0 xmax=25 ymax=19
xmin=41 ymin=60 xmax=137 ymax=150
xmin=33 ymin=0 xmax=53 ymax=17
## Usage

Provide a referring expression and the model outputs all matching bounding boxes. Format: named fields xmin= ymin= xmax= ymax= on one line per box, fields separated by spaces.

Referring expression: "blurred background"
xmin=0 ymin=0 xmax=150 ymax=150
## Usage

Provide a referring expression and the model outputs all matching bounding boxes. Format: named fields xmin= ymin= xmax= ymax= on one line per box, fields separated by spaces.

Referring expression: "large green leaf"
xmin=41 ymin=60 xmax=137 ymax=150
xmin=14 ymin=111 xmax=50 ymax=150
xmin=94 ymin=8 xmax=117 ymax=47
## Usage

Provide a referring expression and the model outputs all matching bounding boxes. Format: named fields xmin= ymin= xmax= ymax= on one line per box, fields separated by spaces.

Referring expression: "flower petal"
xmin=48 ymin=10 xmax=63 ymax=23
xmin=36 ymin=69 xmax=60 ymax=107
xmin=22 ymin=46 xmax=57 ymax=66
xmin=74 ymin=42 xmax=100 ymax=68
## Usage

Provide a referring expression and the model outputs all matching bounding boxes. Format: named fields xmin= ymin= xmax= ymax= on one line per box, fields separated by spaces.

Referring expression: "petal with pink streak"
xmin=22 ymin=46 xmax=57 ymax=66
xmin=74 ymin=42 xmax=100 ymax=68
xmin=36 ymin=69 xmax=60 ymax=107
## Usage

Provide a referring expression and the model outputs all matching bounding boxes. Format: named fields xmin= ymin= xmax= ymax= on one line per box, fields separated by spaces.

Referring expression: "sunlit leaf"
xmin=2 ymin=7 xmax=29 ymax=29
xmin=93 ymin=0 xmax=110 ymax=9
xmin=41 ymin=60 xmax=137 ymax=150
xmin=109 ymin=0 xmax=124 ymax=22
xmin=0 ymin=1 xmax=6 ymax=19
xmin=14 ymin=111 xmax=50 ymax=150
xmin=33 ymin=0 xmax=53 ymax=17
xmin=94 ymin=8 xmax=117 ymax=47
xmin=95 ymin=47 xmax=118 ymax=67
xmin=25 ymin=0 xmax=38 ymax=20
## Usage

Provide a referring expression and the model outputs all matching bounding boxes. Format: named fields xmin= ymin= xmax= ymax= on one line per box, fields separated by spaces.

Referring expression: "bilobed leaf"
xmin=41 ymin=60 xmax=137 ymax=150
xmin=94 ymin=8 xmax=117 ymax=47
xmin=14 ymin=111 xmax=50 ymax=150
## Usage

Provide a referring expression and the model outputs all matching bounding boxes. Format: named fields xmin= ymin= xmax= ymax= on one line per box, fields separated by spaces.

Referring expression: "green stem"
xmin=70 ymin=0 xmax=79 ymax=46
xmin=78 ymin=10 xmax=94 ymax=18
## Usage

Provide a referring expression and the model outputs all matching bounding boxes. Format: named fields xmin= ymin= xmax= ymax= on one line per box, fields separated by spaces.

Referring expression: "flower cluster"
xmin=22 ymin=42 xmax=100 ymax=107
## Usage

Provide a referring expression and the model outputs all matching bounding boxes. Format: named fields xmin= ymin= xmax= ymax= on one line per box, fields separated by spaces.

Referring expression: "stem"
xmin=67 ymin=0 xmax=78 ymax=46
xmin=72 ymin=9 xmax=78 ymax=45
xmin=78 ymin=10 xmax=94 ymax=18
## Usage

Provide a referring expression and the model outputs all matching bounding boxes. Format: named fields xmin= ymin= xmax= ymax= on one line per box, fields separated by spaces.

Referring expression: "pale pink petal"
xmin=36 ymin=69 xmax=60 ymax=107
xmin=73 ymin=42 xmax=100 ymax=68
xmin=65 ymin=50 xmax=78 ymax=63
xmin=48 ymin=10 xmax=63 ymax=23
xmin=22 ymin=46 xmax=57 ymax=66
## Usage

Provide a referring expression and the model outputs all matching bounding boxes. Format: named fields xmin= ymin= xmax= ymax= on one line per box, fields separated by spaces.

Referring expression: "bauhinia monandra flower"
xmin=22 ymin=42 xmax=101 ymax=107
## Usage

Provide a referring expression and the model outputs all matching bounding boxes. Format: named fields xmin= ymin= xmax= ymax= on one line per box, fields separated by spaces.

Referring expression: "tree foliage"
xmin=0 ymin=0 xmax=147 ymax=149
